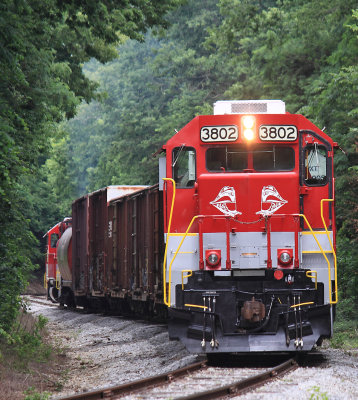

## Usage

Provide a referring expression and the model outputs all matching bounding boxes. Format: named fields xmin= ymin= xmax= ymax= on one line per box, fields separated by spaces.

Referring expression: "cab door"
xmin=299 ymin=130 xmax=333 ymax=230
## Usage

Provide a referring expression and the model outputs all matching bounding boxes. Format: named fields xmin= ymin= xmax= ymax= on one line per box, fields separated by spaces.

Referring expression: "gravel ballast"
xmin=28 ymin=298 xmax=358 ymax=399
xmin=28 ymin=299 xmax=198 ymax=398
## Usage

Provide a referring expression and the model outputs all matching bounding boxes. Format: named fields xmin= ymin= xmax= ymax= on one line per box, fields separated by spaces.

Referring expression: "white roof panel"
xmin=214 ymin=100 xmax=286 ymax=115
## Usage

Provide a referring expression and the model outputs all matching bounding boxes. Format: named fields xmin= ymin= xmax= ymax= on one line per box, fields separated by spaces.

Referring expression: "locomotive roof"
xmin=163 ymin=111 xmax=335 ymax=149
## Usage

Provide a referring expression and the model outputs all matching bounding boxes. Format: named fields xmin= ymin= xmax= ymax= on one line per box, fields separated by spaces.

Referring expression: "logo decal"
xmin=210 ymin=186 xmax=242 ymax=217
xmin=256 ymin=185 xmax=288 ymax=217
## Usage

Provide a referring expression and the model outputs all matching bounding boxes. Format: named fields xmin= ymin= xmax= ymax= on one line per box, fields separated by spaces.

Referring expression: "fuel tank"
xmin=57 ymin=227 xmax=72 ymax=283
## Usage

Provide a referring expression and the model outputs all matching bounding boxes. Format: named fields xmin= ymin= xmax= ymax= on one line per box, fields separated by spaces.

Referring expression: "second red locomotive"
xmin=48 ymin=100 xmax=338 ymax=353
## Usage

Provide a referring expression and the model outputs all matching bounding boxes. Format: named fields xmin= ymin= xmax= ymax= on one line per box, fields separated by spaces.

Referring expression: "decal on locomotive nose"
xmin=256 ymin=185 xmax=288 ymax=217
xmin=210 ymin=186 xmax=242 ymax=217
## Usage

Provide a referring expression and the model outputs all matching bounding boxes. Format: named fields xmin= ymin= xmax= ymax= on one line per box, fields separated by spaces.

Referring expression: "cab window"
xmin=206 ymin=146 xmax=247 ymax=172
xmin=304 ymin=144 xmax=327 ymax=185
xmin=172 ymin=147 xmax=196 ymax=188
xmin=50 ymin=233 xmax=59 ymax=248
xmin=253 ymin=146 xmax=295 ymax=171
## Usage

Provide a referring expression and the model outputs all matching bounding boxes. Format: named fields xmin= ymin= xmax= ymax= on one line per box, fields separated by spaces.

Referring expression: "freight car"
xmin=44 ymin=217 xmax=72 ymax=302
xmin=48 ymin=100 xmax=338 ymax=353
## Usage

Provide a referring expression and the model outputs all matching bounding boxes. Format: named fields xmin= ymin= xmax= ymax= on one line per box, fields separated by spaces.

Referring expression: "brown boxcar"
xmin=88 ymin=188 xmax=107 ymax=296
xmin=107 ymin=184 xmax=165 ymax=315
xmin=72 ymin=194 xmax=89 ymax=299
xmin=72 ymin=186 xmax=147 ymax=307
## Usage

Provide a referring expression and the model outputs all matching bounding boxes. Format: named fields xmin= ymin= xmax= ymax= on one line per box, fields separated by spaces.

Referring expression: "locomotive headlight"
xmin=277 ymin=249 xmax=293 ymax=268
xmin=279 ymin=251 xmax=291 ymax=264
xmin=208 ymin=253 xmax=219 ymax=265
xmin=242 ymin=115 xmax=255 ymax=129
xmin=205 ymin=250 xmax=221 ymax=269
xmin=242 ymin=116 xmax=255 ymax=141
xmin=244 ymin=129 xmax=254 ymax=141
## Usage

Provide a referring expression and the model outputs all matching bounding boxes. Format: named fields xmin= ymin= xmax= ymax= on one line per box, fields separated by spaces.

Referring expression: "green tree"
xmin=0 ymin=0 xmax=181 ymax=335
xmin=53 ymin=0 xmax=225 ymax=193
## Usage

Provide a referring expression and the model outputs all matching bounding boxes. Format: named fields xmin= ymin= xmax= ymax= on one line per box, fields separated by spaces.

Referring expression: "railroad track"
xmin=25 ymin=295 xmax=301 ymax=399
xmin=56 ymin=357 xmax=298 ymax=400
xmin=23 ymin=294 xmax=59 ymax=308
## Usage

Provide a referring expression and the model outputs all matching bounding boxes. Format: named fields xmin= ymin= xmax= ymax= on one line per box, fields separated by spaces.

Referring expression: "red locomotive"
xmin=47 ymin=100 xmax=338 ymax=353
xmin=44 ymin=217 xmax=71 ymax=302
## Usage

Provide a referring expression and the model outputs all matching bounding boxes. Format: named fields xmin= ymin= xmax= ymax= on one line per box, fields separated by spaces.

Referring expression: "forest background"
xmin=1 ymin=0 xmax=357 ymax=340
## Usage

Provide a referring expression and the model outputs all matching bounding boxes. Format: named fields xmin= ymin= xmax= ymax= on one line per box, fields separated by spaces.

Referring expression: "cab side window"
xmin=304 ymin=144 xmax=327 ymax=185
xmin=172 ymin=147 xmax=196 ymax=188
xmin=50 ymin=233 xmax=59 ymax=248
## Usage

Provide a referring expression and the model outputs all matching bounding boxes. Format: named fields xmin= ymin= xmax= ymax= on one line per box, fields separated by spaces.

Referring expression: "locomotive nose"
xmin=195 ymin=172 xmax=298 ymax=271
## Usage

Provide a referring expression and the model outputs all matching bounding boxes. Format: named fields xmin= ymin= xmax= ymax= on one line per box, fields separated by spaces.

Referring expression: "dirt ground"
xmin=0 ymin=290 xmax=197 ymax=400
xmin=0 ymin=319 xmax=70 ymax=400
xmin=24 ymin=275 xmax=47 ymax=296
xmin=27 ymin=298 xmax=197 ymax=399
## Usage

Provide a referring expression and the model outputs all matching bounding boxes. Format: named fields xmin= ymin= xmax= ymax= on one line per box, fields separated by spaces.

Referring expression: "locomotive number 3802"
xmin=259 ymin=125 xmax=297 ymax=141
xmin=200 ymin=125 xmax=238 ymax=142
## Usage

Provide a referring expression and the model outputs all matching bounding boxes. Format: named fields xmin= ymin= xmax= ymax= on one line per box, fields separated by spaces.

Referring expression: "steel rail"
xmin=55 ymin=357 xmax=298 ymax=400
xmin=55 ymin=359 xmax=208 ymax=400
xmin=175 ymin=357 xmax=298 ymax=400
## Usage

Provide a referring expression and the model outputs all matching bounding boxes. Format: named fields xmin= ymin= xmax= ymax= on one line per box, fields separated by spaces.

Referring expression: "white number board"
xmin=200 ymin=125 xmax=238 ymax=142
xmin=259 ymin=125 xmax=297 ymax=141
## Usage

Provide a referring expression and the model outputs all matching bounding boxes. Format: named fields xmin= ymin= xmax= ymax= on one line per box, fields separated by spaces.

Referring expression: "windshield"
xmin=206 ymin=145 xmax=295 ymax=172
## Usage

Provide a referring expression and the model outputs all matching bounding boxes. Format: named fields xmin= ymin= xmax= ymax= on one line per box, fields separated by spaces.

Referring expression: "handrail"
xmin=166 ymin=214 xmax=234 ymax=305
xmin=181 ymin=270 xmax=193 ymax=290
xmin=270 ymin=211 xmax=337 ymax=304
xmin=290 ymin=302 xmax=314 ymax=308
xmin=306 ymin=270 xmax=318 ymax=290
xmin=56 ymin=270 xmax=61 ymax=290
xmin=44 ymin=273 xmax=47 ymax=289
xmin=299 ymin=213 xmax=335 ymax=304
xmin=184 ymin=303 xmax=208 ymax=309
xmin=167 ymin=216 xmax=200 ymax=306
xmin=320 ymin=199 xmax=338 ymax=304
xmin=162 ymin=178 xmax=176 ymax=306
xmin=164 ymin=206 xmax=337 ymax=306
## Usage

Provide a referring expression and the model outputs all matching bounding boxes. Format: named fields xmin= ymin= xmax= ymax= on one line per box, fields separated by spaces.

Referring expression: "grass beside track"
xmin=0 ymin=309 xmax=67 ymax=400
xmin=330 ymin=319 xmax=358 ymax=350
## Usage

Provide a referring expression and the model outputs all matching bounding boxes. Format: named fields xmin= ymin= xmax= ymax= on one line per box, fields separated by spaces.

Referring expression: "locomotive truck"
xmin=49 ymin=100 xmax=338 ymax=353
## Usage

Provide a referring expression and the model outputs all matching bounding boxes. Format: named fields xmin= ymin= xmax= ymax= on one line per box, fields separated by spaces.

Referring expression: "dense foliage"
xmin=1 ymin=0 xmax=357 ymax=337
xmin=0 ymin=0 xmax=181 ymax=336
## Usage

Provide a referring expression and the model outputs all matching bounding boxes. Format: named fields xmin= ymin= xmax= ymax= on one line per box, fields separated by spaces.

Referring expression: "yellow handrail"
xmin=299 ymin=213 xmax=335 ymax=304
xmin=290 ymin=302 xmax=314 ymax=308
xmin=167 ymin=216 xmax=200 ymax=307
xmin=185 ymin=304 xmax=208 ymax=309
xmin=162 ymin=178 xmax=176 ymax=306
xmin=320 ymin=199 xmax=338 ymax=304
xmin=181 ymin=270 xmax=193 ymax=290
xmin=44 ymin=273 xmax=47 ymax=289
xmin=306 ymin=270 xmax=318 ymax=290
xmin=56 ymin=270 xmax=61 ymax=290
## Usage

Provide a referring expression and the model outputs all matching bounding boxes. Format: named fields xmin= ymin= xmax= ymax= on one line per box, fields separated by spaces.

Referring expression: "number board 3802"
xmin=200 ymin=125 xmax=238 ymax=142
xmin=259 ymin=125 xmax=297 ymax=141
